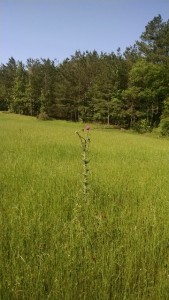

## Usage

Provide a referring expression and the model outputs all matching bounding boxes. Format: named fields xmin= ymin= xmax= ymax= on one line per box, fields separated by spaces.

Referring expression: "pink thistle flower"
xmin=85 ymin=125 xmax=90 ymax=131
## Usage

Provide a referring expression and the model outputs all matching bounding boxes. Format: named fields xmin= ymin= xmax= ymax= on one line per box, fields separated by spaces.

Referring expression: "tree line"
xmin=0 ymin=15 xmax=169 ymax=131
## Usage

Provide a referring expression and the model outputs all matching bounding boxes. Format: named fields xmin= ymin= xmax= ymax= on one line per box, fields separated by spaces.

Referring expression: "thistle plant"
xmin=76 ymin=125 xmax=90 ymax=200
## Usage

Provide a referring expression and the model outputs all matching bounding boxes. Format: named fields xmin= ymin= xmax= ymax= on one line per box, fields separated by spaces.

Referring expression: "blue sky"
xmin=1 ymin=0 xmax=169 ymax=64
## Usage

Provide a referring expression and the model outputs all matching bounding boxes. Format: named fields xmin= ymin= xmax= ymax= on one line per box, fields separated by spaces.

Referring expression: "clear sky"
xmin=1 ymin=0 xmax=169 ymax=64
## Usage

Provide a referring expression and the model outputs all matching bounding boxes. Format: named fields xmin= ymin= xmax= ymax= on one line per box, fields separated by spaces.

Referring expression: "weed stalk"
xmin=76 ymin=127 xmax=90 ymax=201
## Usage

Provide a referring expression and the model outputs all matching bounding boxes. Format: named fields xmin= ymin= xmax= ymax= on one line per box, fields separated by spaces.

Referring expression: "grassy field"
xmin=0 ymin=112 xmax=169 ymax=300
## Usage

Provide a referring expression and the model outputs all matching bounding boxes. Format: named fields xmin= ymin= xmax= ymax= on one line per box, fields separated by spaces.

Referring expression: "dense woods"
xmin=0 ymin=15 xmax=169 ymax=131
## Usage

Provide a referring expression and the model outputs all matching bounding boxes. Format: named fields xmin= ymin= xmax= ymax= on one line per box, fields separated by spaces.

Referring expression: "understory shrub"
xmin=37 ymin=112 xmax=50 ymax=120
xmin=159 ymin=117 xmax=169 ymax=136
xmin=134 ymin=119 xmax=151 ymax=133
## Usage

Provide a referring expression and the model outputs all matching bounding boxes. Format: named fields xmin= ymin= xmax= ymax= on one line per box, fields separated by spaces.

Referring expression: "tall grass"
xmin=0 ymin=112 xmax=169 ymax=299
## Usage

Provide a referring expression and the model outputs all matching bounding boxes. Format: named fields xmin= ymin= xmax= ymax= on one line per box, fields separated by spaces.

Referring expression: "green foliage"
xmin=124 ymin=59 xmax=169 ymax=127
xmin=134 ymin=119 xmax=151 ymax=133
xmin=137 ymin=15 xmax=169 ymax=64
xmin=159 ymin=117 xmax=169 ymax=135
xmin=0 ymin=57 xmax=17 ymax=110
xmin=161 ymin=97 xmax=169 ymax=119
xmin=37 ymin=111 xmax=50 ymax=120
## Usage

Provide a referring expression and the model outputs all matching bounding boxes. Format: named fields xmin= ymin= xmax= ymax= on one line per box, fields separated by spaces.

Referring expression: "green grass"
xmin=0 ymin=112 xmax=169 ymax=299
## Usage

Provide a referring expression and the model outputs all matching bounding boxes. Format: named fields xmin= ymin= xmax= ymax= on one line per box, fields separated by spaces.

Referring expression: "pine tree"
xmin=11 ymin=61 xmax=27 ymax=114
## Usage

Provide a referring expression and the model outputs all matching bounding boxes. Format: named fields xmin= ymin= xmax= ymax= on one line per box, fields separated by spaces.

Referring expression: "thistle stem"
xmin=76 ymin=130 xmax=90 ymax=200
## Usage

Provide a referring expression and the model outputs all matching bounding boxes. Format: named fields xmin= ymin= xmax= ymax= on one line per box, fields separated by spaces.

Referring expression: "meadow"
xmin=0 ymin=112 xmax=169 ymax=300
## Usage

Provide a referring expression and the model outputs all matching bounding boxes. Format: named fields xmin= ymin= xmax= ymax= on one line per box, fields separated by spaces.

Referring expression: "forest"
xmin=0 ymin=15 xmax=169 ymax=132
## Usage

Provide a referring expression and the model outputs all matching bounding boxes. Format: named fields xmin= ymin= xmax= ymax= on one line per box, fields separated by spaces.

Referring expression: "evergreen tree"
xmin=0 ymin=64 xmax=8 ymax=110
xmin=41 ymin=59 xmax=57 ymax=117
xmin=26 ymin=58 xmax=43 ymax=115
xmin=137 ymin=15 xmax=169 ymax=64
xmin=11 ymin=61 xmax=27 ymax=114
xmin=0 ymin=57 xmax=17 ymax=110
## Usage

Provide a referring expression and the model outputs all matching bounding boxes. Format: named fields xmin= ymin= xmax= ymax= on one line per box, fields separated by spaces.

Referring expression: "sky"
xmin=1 ymin=0 xmax=169 ymax=64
